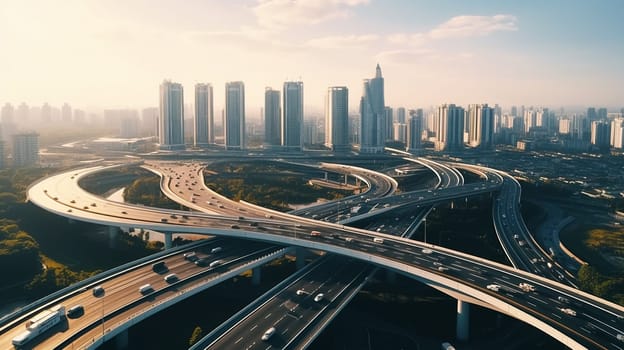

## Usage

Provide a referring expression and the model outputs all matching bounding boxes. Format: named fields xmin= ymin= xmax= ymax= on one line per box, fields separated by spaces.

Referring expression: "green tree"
xmin=189 ymin=326 xmax=203 ymax=346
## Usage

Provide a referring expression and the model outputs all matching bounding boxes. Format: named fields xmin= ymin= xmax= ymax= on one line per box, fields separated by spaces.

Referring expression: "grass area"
xmin=561 ymin=224 xmax=624 ymax=275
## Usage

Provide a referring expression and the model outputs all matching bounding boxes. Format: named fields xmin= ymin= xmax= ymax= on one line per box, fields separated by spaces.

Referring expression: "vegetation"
xmin=124 ymin=175 xmax=180 ymax=209
xmin=0 ymin=167 xmax=161 ymax=306
xmin=189 ymin=326 xmax=203 ymax=346
xmin=577 ymin=265 xmax=624 ymax=305
xmin=204 ymin=161 xmax=354 ymax=211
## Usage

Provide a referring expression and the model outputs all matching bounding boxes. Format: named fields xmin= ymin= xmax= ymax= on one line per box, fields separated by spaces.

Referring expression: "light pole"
xmin=423 ymin=218 xmax=427 ymax=243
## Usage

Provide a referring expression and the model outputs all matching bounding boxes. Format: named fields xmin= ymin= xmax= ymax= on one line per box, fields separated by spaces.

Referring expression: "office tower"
xmin=511 ymin=106 xmax=518 ymax=118
xmin=587 ymin=107 xmax=597 ymax=121
xmin=396 ymin=107 xmax=406 ymax=124
xmin=468 ymin=104 xmax=494 ymax=149
xmin=282 ymin=81 xmax=303 ymax=151
xmin=384 ymin=107 xmax=394 ymax=140
xmin=435 ymin=104 xmax=464 ymax=152
xmin=559 ymin=118 xmax=571 ymax=135
xmin=1 ymin=103 xmax=16 ymax=142
xmin=325 ymin=86 xmax=349 ymax=151
xmin=12 ymin=133 xmax=39 ymax=167
xmin=159 ymin=80 xmax=185 ymax=150
xmin=591 ymin=120 xmax=611 ymax=151
xmin=393 ymin=123 xmax=406 ymax=143
xmin=598 ymin=108 xmax=607 ymax=120
xmin=264 ymin=88 xmax=281 ymax=149
xmin=359 ymin=64 xmax=386 ymax=153
xmin=349 ymin=114 xmax=360 ymax=145
xmin=407 ymin=109 xmax=423 ymax=152
xmin=524 ymin=109 xmax=537 ymax=134
xmin=225 ymin=81 xmax=245 ymax=150
xmin=303 ymin=119 xmax=319 ymax=145
xmin=194 ymin=83 xmax=214 ymax=147
xmin=120 ymin=114 xmax=139 ymax=138
xmin=141 ymin=107 xmax=159 ymax=137
xmin=61 ymin=103 xmax=72 ymax=123
xmin=610 ymin=118 xmax=624 ymax=149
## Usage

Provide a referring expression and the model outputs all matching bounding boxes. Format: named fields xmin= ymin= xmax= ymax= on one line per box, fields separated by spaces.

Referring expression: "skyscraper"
xmin=360 ymin=64 xmax=385 ymax=153
xmin=194 ymin=83 xmax=214 ymax=147
xmin=610 ymin=118 xmax=624 ymax=149
xmin=12 ymin=133 xmax=39 ymax=167
xmin=435 ymin=104 xmax=464 ymax=152
xmin=396 ymin=107 xmax=406 ymax=124
xmin=282 ymin=81 xmax=303 ymax=151
xmin=591 ymin=120 xmax=610 ymax=152
xmin=264 ymin=88 xmax=281 ymax=149
xmin=467 ymin=104 xmax=494 ymax=149
xmin=325 ymin=86 xmax=349 ymax=152
xmin=407 ymin=109 xmax=423 ymax=152
xmin=225 ymin=81 xmax=245 ymax=150
xmin=384 ymin=106 xmax=394 ymax=140
xmin=159 ymin=80 xmax=185 ymax=150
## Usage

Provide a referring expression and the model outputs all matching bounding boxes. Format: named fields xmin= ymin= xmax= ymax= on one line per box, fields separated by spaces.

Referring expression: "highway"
xmin=11 ymin=159 xmax=624 ymax=349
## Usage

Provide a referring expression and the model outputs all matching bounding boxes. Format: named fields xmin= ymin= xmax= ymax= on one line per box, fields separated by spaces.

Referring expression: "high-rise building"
xmin=467 ymin=104 xmax=494 ymax=149
xmin=393 ymin=123 xmax=407 ymax=143
xmin=194 ymin=83 xmax=214 ymax=147
xmin=0 ymin=141 xmax=5 ymax=169
xmin=264 ymin=88 xmax=281 ymax=149
xmin=225 ymin=81 xmax=245 ymax=150
xmin=1 ymin=103 xmax=16 ymax=142
xmin=120 ymin=114 xmax=140 ymax=138
xmin=325 ymin=86 xmax=349 ymax=152
xmin=61 ymin=103 xmax=72 ymax=123
xmin=591 ymin=120 xmax=611 ymax=151
xmin=598 ymin=108 xmax=608 ymax=120
xmin=558 ymin=118 xmax=571 ymax=135
xmin=396 ymin=107 xmax=406 ymax=124
xmin=159 ymin=80 xmax=185 ymax=150
xmin=282 ymin=81 xmax=303 ymax=151
xmin=12 ymin=133 xmax=39 ymax=167
xmin=435 ymin=104 xmax=464 ymax=152
xmin=360 ymin=64 xmax=386 ymax=153
xmin=384 ymin=107 xmax=394 ymax=140
xmin=407 ymin=109 xmax=423 ymax=152
xmin=587 ymin=107 xmax=597 ymax=121
xmin=610 ymin=118 xmax=624 ymax=149
xmin=141 ymin=107 xmax=159 ymax=137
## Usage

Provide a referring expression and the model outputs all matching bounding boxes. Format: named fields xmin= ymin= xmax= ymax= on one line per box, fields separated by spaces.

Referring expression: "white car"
xmin=560 ymin=308 xmax=577 ymax=316
xmin=261 ymin=327 xmax=276 ymax=341
xmin=486 ymin=284 xmax=501 ymax=292
xmin=314 ymin=293 xmax=324 ymax=302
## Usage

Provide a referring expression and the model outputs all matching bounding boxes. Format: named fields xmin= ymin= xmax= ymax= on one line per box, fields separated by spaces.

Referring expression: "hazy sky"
xmin=1 ymin=0 xmax=623 ymax=114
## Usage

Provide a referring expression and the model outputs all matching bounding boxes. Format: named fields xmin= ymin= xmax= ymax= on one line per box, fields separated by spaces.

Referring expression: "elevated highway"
xmin=16 ymin=162 xmax=624 ymax=349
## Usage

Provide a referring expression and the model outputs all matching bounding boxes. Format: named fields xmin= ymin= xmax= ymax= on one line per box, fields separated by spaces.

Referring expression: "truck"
xmin=12 ymin=305 xmax=65 ymax=347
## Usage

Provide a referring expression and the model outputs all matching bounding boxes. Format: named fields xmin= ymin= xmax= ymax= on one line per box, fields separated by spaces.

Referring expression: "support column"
xmin=163 ymin=232 xmax=173 ymax=250
xmin=252 ymin=266 xmax=261 ymax=285
xmin=108 ymin=226 xmax=119 ymax=249
xmin=456 ymin=299 xmax=470 ymax=342
xmin=114 ymin=329 xmax=129 ymax=349
xmin=296 ymin=247 xmax=307 ymax=270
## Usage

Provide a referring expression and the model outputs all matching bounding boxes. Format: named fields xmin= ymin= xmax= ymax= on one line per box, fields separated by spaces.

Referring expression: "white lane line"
xmin=528 ymin=295 xmax=548 ymax=305
xmin=235 ymin=337 xmax=244 ymax=344
xmin=551 ymin=313 xmax=562 ymax=319
xmin=264 ymin=312 xmax=272 ymax=319
xmin=250 ymin=324 xmax=258 ymax=331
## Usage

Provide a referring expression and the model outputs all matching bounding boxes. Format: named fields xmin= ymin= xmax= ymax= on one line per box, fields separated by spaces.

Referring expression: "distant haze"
xmin=1 ymin=0 xmax=623 ymax=112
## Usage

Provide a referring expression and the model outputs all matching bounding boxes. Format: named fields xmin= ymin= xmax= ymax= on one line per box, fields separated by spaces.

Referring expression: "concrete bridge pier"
xmin=252 ymin=266 xmax=262 ymax=285
xmin=108 ymin=226 xmax=119 ymax=248
xmin=456 ymin=299 xmax=470 ymax=342
xmin=163 ymin=232 xmax=173 ymax=249
xmin=114 ymin=329 xmax=129 ymax=349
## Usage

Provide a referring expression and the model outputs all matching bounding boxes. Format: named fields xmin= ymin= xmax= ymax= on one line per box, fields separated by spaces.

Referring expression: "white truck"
xmin=12 ymin=305 xmax=65 ymax=347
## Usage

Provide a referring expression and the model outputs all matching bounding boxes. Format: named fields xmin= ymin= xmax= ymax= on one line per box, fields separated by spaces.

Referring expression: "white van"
xmin=209 ymin=260 xmax=223 ymax=268
xmin=373 ymin=237 xmax=384 ymax=244
xmin=164 ymin=273 xmax=178 ymax=283
xmin=139 ymin=284 xmax=153 ymax=295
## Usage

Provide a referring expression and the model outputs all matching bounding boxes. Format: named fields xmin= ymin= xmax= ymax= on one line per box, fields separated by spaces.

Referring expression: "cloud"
xmin=375 ymin=49 xmax=437 ymax=64
xmin=429 ymin=14 xmax=518 ymax=39
xmin=251 ymin=0 xmax=369 ymax=29
xmin=386 ymin=14 xmax=518 ymax=46
xmin=305 ymin=34 xmax=379 ymax=49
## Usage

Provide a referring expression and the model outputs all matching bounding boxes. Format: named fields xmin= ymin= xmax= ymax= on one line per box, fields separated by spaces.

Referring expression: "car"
xmin=344 ymin=237 xmax=353 ymax=242
xmin=373 ymin=237 xmax=384 ymax=244
xmin=261 ymin=327 xmax=276 ymax=341
xmin=560 ymin=308 xmax=577 ymax=316
xmin=184 ymin=252 xmax=198 ymax=262
xmin=195 ymin=258 xmax=208 ymax=266
xmin=296 ymin=289 xmax=306 ymax=296
xmin=314 ymin=293 xmax=324 ymax=302
xmin=486 ymin=284 xmax=501 ymax=292
xmin=310 ymin=230 xmax=321 ymax=237
xmin=210 ymin=247 xmax=223 ymax=254
xmin=67 ymin=305 xmax=84 ymax=318
xmin=164 ymin=273 xmax=178 ymax=283
xmin=121 ymin=211 xmax=127 ymax=214
xmin=230 ymin=224 xmax=240 ymax=229
xmin=139 ymin=284 xmax=154 ymax=295
xmin=437 ymin=266 xmax=449 ymax=272
xmin=70 ymin=200 xmax=76 ymax=203
xmin=421 ymin=248 xmax=433 ymax=254
xmin=249 ymin=222 xmax=259 ymax=227
xmin=92 ymin=285 xmax=105 ymax=297
xmin=209 ymin=260 xmax=223 ymax=268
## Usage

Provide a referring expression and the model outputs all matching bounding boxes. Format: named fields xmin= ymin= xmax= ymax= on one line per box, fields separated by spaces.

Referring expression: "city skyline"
xmin=1 ymin=0 xmax=623 ymax=111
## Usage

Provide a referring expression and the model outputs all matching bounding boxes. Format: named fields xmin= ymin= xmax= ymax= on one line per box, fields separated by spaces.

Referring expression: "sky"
xmin=1 ymin=0 xmax=623 ymax=115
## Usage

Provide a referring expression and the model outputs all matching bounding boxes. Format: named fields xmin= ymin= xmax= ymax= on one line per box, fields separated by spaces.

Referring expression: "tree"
xmin=189 ymin=326 xmax=203 ymax=346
